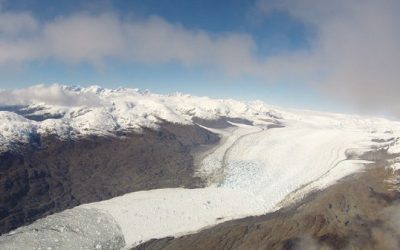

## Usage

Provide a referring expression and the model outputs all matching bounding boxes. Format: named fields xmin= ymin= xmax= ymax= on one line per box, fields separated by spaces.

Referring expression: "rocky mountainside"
xmin=1 ymin=84 xmax=279 ymax=234
xmin=0 ymin=122 xmax=219 ymax=234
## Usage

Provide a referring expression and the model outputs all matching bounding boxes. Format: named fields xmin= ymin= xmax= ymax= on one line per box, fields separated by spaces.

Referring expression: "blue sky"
xmin=0 ymin=0 xmax=399 ymax=116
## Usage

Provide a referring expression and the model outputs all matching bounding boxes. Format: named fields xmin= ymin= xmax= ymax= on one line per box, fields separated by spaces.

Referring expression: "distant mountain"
xmin=0 ymin=84 xmax=281 ymax=153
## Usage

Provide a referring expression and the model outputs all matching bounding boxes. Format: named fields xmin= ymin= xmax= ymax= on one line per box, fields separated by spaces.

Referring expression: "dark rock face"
xmin=132 ymin=156 xmax=400 ymax=250
xmin=0 ymin=123 xmax=219 ymax=235
xmin=192 ymin=117 xmax=233 ymax=129
xmin=192 ymin=117 xmax=253 ymax=129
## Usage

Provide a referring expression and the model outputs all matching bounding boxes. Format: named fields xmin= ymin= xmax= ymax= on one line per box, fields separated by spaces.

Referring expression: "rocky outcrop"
xmin=0 ymin=122 xmax=219 ymax=235
xmin=192 ymin=117 xmax=253 ymax=129
xmin=133 ymin=154 xmax=400 ymax=250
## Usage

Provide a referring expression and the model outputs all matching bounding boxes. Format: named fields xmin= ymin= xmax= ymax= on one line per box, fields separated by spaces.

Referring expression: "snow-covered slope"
xmin=1 ymin=84 xmax=399 ymax=153
xmin=0 ymin=84 xmax=279 ymax=152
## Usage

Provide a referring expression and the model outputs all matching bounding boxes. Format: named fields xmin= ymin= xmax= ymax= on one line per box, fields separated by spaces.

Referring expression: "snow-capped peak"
xmin=0 ymin=84 xmax=399 ymax=153
xmin=0 ymin=84 xmax=276 ymax=151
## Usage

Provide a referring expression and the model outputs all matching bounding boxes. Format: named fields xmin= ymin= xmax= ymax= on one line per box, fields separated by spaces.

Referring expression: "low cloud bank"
xmin=0 ymin=84 xmax=103 ymax=107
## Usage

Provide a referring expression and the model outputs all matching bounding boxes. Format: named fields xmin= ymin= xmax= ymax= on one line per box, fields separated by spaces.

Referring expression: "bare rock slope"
xmin=0 ymin=123 xmax=219 ymax=235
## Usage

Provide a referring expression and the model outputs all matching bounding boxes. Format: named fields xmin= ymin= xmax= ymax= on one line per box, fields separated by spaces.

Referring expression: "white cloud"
xmin=0 ymin=11 xmax=262 ymax=75
xmin=0 ymin=9 xmax=312 ymax=81
xmin=42 ymin=14 xmax=125 ymax=64
xmin=0 ymin=12 xmax=38 ymax=36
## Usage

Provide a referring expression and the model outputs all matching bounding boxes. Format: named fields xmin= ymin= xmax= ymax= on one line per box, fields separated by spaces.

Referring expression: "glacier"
xmin=0 ymin=84 xmax=400 ymax=249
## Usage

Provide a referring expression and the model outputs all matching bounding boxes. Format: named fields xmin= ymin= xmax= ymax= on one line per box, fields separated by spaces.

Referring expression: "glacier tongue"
xmin=0 ymin=207 xmax=125 ymax=250
xmin=82 ymin=118 xmax=400 ymax=248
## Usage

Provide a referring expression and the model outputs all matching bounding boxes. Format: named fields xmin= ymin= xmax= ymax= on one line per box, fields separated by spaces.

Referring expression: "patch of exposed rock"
xmin=192 ymin=117 xmax=253 ymax=129
xmin=0 ymin=122 xmax=219 ymax=234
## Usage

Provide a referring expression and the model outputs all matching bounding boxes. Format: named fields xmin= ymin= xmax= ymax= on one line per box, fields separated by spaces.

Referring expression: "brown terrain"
xmin=133 ymin=151 xmax=400 ymax=250
xmin=0 ymin=122 xmax=219 ymax=235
